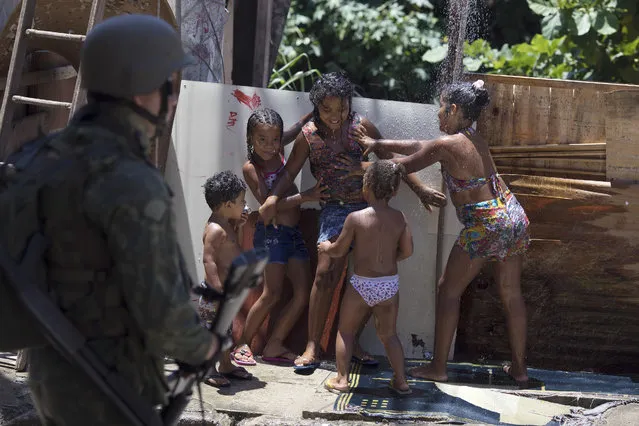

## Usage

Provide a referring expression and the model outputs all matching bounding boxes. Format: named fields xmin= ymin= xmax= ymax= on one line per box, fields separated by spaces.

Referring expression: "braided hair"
xmin=245 ymin=108 xmax=284 ymax=163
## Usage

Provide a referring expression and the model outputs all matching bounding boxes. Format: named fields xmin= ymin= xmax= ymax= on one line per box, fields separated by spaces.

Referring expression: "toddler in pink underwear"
xmin=318 ymin=160 xmax=414 ymax=395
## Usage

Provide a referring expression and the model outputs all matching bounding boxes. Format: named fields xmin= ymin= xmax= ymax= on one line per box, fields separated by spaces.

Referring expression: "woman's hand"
xmin=413 ymin=184 xmax=447 ymax=212
xmin=334 ymin=153 xmax=368 ymax=179
xmin=302 ymin=179 xmax=330 ymax=202
xmin=350 ymin=124 xmax=378 ymax=156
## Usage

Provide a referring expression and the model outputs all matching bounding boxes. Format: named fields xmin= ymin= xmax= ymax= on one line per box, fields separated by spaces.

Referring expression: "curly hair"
xmin=203 ymin=170 xmax=247 ymax=211
xmin=245 ymin=107 xmax=284 ymax=163
xmin=363 ymin=160 xmax=406 ymax=201
xmin=441 ymin=82 xmax=491 ymax=122
xmin=309 ymin=71 xmax=354 ymax=136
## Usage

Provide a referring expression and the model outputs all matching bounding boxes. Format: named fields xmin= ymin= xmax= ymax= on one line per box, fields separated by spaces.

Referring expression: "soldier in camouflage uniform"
xmin=25 ymin=14 xmax=219 ymax=425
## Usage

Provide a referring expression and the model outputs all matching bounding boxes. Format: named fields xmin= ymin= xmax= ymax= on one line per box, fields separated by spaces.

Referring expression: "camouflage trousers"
xmin=27 ymin=347 xmax=158 ymax=426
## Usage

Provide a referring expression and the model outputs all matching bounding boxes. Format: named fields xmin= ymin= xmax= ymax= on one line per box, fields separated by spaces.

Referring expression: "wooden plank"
xmin=12 ymin=95 xmax=71 ymax=109
xmin=25 ymin=29 xmax=86 ymax=42
xmin=68 ymin=0 xmax=106 ymax=120
xmin=547 ymin=87 xmax=578 ymax=144
xmin=0 ymin=0 xmax=37 ymax=161
xmin=252 ymin=0 xmax=273 ymax=87
xmin=222 ymin=0 xmax=234 ymax=84
xmin=605 ymin=90 xmax=639 ymax=181
xmin=496 ymin=165 xmax=606 ymax=177
xmin=528 ymin=85 xmax=551 ymax=145
xmin=466 ymin=72 xmax=639 ymax=92
xmin=0 ymin=65 xmax=77 ymax=91
xmin=491 ymin=143 xmax=605 ymax=153
xmin=480 ymin=81 xmax=514 ymax=146
xmin=493 ymin=152 xmax=605 ymax=159
xmin=511 ymin=84 xmax=530 ymax=146
xmin=574 ymin=88 xmax=606 ymax=144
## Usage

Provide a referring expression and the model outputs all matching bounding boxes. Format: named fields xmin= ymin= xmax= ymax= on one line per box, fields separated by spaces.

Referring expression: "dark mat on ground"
xmin=332 ymin=359 xmax=638 ymax=425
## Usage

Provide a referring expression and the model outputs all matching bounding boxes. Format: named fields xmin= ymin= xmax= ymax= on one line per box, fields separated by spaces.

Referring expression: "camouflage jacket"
xmin=27 ymin=102 xmax=213 ymax=406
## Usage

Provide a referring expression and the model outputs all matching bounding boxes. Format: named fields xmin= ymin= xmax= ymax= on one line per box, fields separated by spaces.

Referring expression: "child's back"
xmin=349 ymin=205 xmax=409 ymax=278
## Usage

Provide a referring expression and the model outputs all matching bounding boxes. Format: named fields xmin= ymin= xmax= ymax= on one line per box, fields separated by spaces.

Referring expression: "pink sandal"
xmin=230 ymin=345 xmax=256 ymax=366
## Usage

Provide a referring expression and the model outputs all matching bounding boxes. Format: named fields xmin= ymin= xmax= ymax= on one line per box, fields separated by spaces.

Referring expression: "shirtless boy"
xmin=200 ymin=170 xmax=254 ymax=387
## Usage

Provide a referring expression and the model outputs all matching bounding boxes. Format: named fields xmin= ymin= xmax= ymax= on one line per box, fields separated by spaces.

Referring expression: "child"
xmin=200 ymin=170 xmax=253 ymax=387
xmin=259 ymin=72 xmax=443 ymax=370
xmin=353 ymin=80 xmax=530 ymax=386
xmin=239 ymin=108 xmax=329 ymax=363
xmin=319 ymin=160 xmax=413 ymax=395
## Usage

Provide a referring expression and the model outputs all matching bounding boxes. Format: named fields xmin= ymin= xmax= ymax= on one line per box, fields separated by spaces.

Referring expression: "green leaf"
xmin=593 ymin=11 xmax=619 ymax=35
xmin=527 ymin=0 xmax=558 ymax=16
xmin=408 ymin=0 xmax=433 ymax=8
xmin=620 ymin=37 xmax=639 ymax=56
xmin=422 ymin=44 xmax=448 ymax=63
xmin=541 ymin=12 xmax=562 ymax=38
xmin=572 ymin=9 xmax=591 ymax=36
xmin=463 ymin=56 xmax=483 ymax=72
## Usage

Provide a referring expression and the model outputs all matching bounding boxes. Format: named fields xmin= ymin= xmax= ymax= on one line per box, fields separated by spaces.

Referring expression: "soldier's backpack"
xmin=0 ymin=133 xmax=65 ymax=351
xmin=0 ymin=129 xmax=123 ymax=351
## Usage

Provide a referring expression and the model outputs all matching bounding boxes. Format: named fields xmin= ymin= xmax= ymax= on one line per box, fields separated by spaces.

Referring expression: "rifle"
xmin=0 ymin=232 xmax=268 ymax=425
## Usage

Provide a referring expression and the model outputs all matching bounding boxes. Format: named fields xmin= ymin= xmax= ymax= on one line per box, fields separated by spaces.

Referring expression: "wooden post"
xmin=252 ymin=0 xmax=273 ymax=87
xmin=223 ymin=0 xmax=234 ymax=84
xmin=605 ymin=90 xmax=639 ymax=182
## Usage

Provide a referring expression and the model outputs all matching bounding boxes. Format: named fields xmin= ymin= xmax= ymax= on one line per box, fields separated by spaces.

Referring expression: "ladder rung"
xmin=25 ymin=29 xmax=86 ymax=42
xmin=12 ymin=96 xmax=72 ymax=109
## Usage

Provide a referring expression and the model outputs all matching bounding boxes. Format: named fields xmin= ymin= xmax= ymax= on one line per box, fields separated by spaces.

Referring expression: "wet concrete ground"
xmin=1 ymin=352 xmax=637 ymax=425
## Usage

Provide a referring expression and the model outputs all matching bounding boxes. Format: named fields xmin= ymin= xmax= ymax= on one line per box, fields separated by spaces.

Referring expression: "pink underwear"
xmin=350 ymin=274 xmax=399 ymax=307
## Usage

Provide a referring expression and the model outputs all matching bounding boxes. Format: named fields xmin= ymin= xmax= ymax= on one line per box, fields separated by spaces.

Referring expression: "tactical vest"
xmin=0 ymin=109 xmax=137 ymax=351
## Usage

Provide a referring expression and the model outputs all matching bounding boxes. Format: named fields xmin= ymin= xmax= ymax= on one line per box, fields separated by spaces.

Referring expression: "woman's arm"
xmin=282 ymin=112 xmax=312 ymax=146
xmin=360 ymin=118 xmax=447 ymax=209
xmin=393 ymin=139 xmax=447 ymax=175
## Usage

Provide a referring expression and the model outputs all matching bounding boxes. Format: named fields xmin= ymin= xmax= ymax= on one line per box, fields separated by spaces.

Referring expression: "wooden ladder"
xmin=0 ymin=0 xmax=106 ymax=160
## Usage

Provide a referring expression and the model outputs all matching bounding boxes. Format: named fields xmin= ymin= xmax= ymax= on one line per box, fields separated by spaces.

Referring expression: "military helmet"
xmin=80 ymin=14 xmax=192 ymax=98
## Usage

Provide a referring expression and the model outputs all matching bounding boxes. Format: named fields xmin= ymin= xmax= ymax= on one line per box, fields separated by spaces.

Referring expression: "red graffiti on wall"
xmin=226 ymin=111 xmax=238 ymax=128
xmin=232 ymin=89 xmax=261 ymax=110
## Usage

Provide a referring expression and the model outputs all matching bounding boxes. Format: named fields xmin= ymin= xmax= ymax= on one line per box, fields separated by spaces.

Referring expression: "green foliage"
xmin=274 ymin=0 xmax=639 ymax=100
xmin=275 ymin=0 xmax=446 ymax=101
xmin=465 ymin=0 xmax=639 ymax=83
xmin=268 ymin=53 xmax=322 ymax=91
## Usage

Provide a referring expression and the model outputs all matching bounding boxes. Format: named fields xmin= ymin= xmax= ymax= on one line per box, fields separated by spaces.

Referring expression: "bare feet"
xmin=262 ymin=341 xmax=297 ymax=362
xmin=388 ymin=376 xmax=411 ymax=395
xmin=408 ymin=364 xmax=448 ymax=382
xmin=294 ymin=347 xmax=320 ymax=367
xmin=204 ymin=365 xmax=231 ymax=388
xmin=352 ymin=344 xmax=375 ymax=362
xmin=324 ymin=376 xmax=349 ymax=394
xmin=230 ymin=344 xmax=257 ymax=366
xmin=503 ymin=364 xmax=529 ymax=387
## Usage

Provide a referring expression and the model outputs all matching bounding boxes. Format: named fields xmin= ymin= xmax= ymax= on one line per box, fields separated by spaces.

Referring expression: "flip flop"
xmin=230 ymin=345 xmax=257 ymax=366
xmin=204 ymin=372 xmax=231 ymax=388
xmin=261 ymin=351 xmax=298 ymax=365
xmin=293 ymin=356 xmax=321 ymax=371
xmin=220 ymin=366 xmax=253 ymax=380
xmin=387 ymin=378 xmax=412 ymax=395
xmin=324 ymin=378 xmax=349 ymax=394
xmin=351 ymin=355 xmax=379 ymax=366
